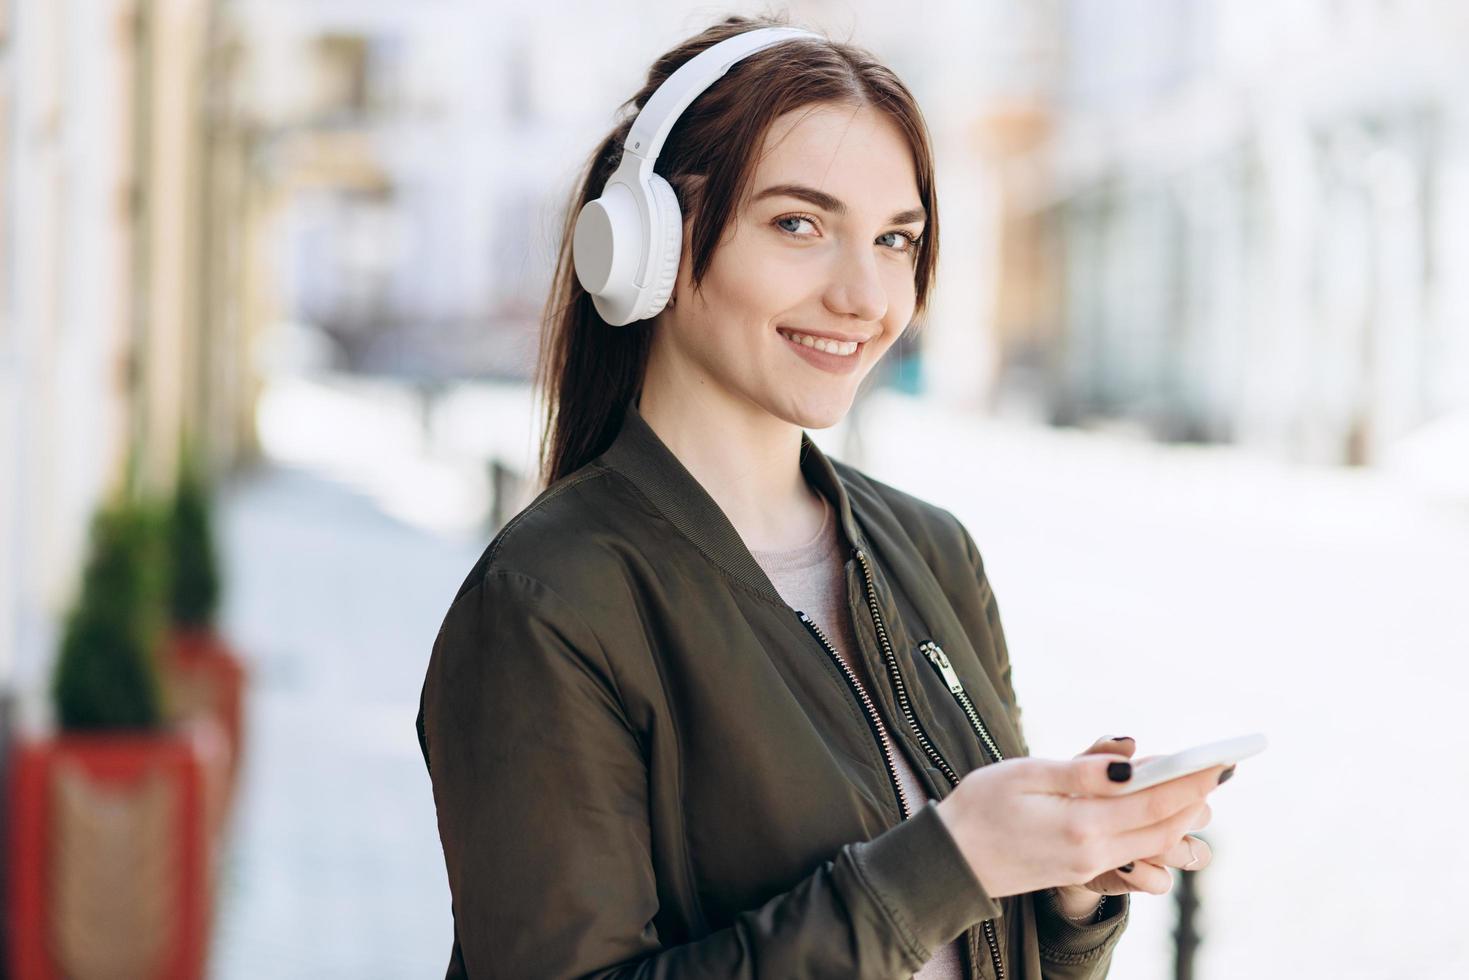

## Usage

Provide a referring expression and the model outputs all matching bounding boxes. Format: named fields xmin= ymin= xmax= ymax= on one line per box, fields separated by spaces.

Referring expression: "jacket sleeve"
xmin=952 ymin=519 xmax=1132 ymax=978
xmin=419 ymin=568 xmax=1001 ymax=979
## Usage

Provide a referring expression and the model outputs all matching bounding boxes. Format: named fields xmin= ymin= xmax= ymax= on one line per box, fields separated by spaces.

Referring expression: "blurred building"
xmin=221 ymin=1 xmax=1071 ymax=397
xmin=997 ymin=0 xmax=1469 ymax=466
xmin=0 ymin=0 xmax=258 ymax=730
xmin=228 ymin=0 xmax=576 ymax=383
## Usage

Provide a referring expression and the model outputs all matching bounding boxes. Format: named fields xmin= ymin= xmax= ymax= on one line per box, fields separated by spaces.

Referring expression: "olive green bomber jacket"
xmin=416 ymin=399 xmax=1131 ymax=978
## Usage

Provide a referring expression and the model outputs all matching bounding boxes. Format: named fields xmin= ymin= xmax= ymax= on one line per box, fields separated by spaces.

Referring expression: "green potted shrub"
xmin=159 ymin=439 xmax=247 ymax=820
xmin=52 ymin=498 xmax=168 ymax=729
xmin=167 ymin=441 xmax=223 ymax=633
xmin=9 ymin=493 xmax=223 ymax=980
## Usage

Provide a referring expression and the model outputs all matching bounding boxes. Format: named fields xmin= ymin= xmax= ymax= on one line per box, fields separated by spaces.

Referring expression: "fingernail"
xmin=1118 ymin=862 xmax=1135 ymax=873
xmin=1109 ymin=736 xmax=1134 ymax=743
xmin=1108 ymin=761 xmax=1132 ymax=782
xmin=1217 ymin=765 xmax=1236 ymax=785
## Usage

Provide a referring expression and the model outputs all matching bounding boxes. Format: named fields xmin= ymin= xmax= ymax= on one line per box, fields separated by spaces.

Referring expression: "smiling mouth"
xmin=777 ymin=327 xmax=863 ymax=357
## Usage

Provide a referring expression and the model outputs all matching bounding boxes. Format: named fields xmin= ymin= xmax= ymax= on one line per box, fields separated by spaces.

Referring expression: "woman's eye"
xmin=774 ymin=214 xmax=921 ymax=253
xmin=774 ymin=214 xmax=816 ymax=236
xmin=877 ymin=231 xmax=922 ymax=253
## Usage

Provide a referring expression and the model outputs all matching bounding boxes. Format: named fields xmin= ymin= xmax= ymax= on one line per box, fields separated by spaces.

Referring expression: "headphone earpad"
xmin=640 ymin=174 xmax=683 ymax=321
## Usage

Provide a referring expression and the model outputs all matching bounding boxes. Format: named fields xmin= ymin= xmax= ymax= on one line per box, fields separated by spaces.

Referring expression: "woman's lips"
xmin=777 ymin=328 xmax=865 ymax=376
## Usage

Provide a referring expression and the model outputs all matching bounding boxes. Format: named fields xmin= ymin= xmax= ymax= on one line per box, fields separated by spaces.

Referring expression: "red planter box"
xmin=7 ymin=726 xmax=224 ymax=980
xmin=162 ymin=627 xmax=248 ymax=819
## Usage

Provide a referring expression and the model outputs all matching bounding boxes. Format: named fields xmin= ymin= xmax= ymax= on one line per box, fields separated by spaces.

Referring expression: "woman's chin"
xmin=777 ymin=395 xmax=855 ymax=432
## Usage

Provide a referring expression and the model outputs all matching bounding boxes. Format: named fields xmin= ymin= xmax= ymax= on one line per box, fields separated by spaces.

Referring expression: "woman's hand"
xmin=934 ymin=735 xmax=1230 ymax=902
xmin=1051 ymin=736 xmax=1218 ymax=912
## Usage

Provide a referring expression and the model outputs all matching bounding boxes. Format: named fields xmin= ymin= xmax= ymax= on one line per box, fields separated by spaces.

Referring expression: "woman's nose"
xmin=822 ymin=246 xmax=888 ymax=324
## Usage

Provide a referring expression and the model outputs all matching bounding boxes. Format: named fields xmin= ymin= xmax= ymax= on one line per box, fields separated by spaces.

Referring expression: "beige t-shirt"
xmin=749 ymin=492 xmax=965 ymax=980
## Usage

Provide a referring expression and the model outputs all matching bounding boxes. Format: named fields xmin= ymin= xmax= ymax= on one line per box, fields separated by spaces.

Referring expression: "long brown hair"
xmin=534 ymin=12 xmax=941 ymax=489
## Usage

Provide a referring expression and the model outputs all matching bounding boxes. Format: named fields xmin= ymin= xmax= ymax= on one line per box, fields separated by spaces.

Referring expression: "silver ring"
xmin=1182 ymin=837 xmax=1199 ymax=871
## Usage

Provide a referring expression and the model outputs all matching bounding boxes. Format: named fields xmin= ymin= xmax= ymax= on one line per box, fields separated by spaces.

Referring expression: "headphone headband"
xmin=572 ymin=26 xmax=824 ymax=326
xmin=624 ymin=27 xmax=822 ymax=166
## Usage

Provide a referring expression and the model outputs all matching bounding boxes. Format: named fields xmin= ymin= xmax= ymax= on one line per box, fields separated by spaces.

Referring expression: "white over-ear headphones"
xmin=572 ymin=26 xmax=823 ymax=326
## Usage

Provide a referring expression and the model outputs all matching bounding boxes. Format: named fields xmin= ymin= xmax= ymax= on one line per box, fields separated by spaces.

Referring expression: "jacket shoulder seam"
xmin=476 ymin=464 xmax=613 ymax=583
xmin=479 ymin=492 xmax=712 ymax=936
xmin=477 ymin=565 xmax=637 ymax=743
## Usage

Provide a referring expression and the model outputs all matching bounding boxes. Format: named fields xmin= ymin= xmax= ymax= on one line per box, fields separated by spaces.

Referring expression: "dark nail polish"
xmin=1218 ymin=765 xmax=1236 ymax=785
xmin=1118 ymin=862 xmax=1135 ymax=873
xmin=1108 ymin=761 xmax=1132 ymax=782
xmin=1109 ymin=736 xmax=1134 ymax=743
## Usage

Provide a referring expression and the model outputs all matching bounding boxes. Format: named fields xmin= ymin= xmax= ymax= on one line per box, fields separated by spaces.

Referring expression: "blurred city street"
xmin=206 ymin=377 xmax=1468 ymax=980
xmin=208 ymin=461 xmax=481 ymax=978
xmin=8 ymin=2 xmax=1469 ymax=977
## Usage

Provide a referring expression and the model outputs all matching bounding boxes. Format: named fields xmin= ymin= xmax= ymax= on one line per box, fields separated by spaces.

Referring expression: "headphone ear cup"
xmin=639 ymin=174 xmax=683 ymax=321
xmin=573 ymin=176 xmax=643 ymax=325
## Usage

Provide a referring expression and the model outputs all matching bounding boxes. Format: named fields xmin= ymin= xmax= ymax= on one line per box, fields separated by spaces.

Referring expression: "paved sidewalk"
xmin=208 ymin=463 xmax=482 ymax=979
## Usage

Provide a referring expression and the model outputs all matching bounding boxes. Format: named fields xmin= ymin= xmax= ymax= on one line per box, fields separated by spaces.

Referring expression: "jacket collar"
xmin=596 ymin=398 xmax=872 ymax=604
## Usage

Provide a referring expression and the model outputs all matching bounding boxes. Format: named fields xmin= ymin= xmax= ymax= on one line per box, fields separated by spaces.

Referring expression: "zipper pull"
xmin=921 ymin=641 xmax=966 ymax=696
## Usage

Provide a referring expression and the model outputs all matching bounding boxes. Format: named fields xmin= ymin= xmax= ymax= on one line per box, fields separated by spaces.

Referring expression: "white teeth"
xmin=779 ymin=329 xmax=860 ymax=356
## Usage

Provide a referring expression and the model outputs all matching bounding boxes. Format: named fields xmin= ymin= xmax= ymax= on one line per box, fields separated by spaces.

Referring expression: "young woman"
xmin=417 ymin=15 xmax=1230 ymax=979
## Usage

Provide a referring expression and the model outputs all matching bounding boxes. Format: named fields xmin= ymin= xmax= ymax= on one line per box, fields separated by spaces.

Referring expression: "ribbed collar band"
xmin=596 ymin=398 xmax=870 ymax=605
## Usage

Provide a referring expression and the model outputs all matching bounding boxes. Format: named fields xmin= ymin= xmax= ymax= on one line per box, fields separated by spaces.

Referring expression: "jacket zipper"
xmin=853 ymin=549 xmax=1005 ymax=980
xmin=796 ymin=610 xmax=910 ymax=819
xmin=797 ymin=605 xmax=997 ymax=980
xmin=918 ymin=640 xmax=1004 ymax=765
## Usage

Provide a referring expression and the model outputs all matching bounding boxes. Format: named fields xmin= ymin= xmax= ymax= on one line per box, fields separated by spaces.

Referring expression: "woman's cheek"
xmin=750 ymin=253 xmax=809 ymax=294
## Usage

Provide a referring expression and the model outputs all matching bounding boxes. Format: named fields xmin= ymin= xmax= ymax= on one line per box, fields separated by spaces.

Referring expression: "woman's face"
xmin=653 ymin=103 xmax=925 ymax=430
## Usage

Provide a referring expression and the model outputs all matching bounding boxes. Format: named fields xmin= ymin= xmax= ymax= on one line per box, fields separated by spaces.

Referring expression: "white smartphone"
xmin=1112 ymin=733 xmax=1268 ymax=795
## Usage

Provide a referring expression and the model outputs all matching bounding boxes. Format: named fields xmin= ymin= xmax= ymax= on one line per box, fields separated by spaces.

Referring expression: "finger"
xmin=1130 ymin=799 xmax=1214 ymax=839
xmin=1115 ymin=857 xmax=1174 ymax=895
xmin=1111 ymin=798 xmax=1210 ymax=868
xmin=1082 ymin=860 xmax=1161 ymax=896
xmin=1027 ymin=754 xmax=1138 ymax=797
xmin=1190 ymin=801 xmax=1213 ymax=832
xmin=1075 ymin=735 xmax=1136 ymax=759
xmin=1077 ymin=763 xmax=1230 ymax=834
xmin=1144 ymin=834 xmax=1213 ymax=872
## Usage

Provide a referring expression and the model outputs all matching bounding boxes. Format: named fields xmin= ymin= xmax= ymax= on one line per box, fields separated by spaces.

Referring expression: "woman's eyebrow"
xmin=753 ymin=182 xmax=926 ymax=225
